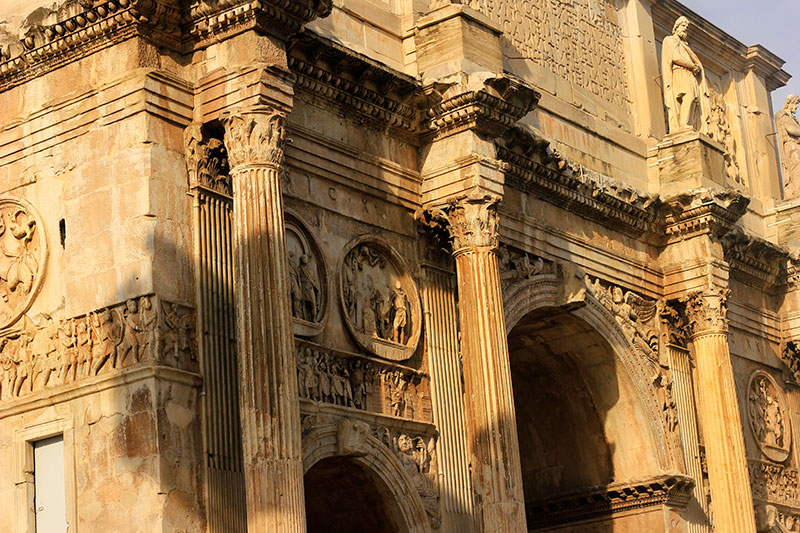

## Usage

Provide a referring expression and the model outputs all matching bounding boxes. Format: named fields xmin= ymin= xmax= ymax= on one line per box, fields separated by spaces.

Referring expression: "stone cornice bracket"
xmin=683 ymin=289 xmax=730 ymax=337
xmin=423 ymin=74 xmax=540 ymax=141
xmin=719 ymin=226 xmax=790 ymax=291
xmin=424 ymin=192 xmax=500 ymax=256
xmin=185 ymin=0 xmax=333 ymax=45
xmin=220 ymin=108 xmax=287 ymax=170
xmin=663 ymin=188 xmax=750 ymax=243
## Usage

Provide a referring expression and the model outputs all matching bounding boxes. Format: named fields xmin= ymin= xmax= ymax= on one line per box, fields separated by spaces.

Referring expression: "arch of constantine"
xmin=1 ymin=0 xmax=800 ymax=531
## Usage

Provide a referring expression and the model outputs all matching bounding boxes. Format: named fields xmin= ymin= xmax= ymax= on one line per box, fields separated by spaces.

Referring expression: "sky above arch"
xmin=679 ymin=0 xmax=799 ymax=113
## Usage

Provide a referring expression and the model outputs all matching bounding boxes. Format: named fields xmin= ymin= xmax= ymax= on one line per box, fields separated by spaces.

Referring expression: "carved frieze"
xmin=286 ymin=214 xmax=327 ymax=337
xmin=0 ymin=198 xmax=46 ymax=332
xmin=340 ymin=239 xmax=421 ymax=361
xmin=749 ymin=460 xmax=800 ymax=507
xmin=0 ymin=295 xmax=196 ymax=402
xmin=748 ymin=372 xmax=791 ymax=463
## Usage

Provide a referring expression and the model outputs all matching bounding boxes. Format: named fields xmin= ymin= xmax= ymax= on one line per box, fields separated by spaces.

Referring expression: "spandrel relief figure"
xmin=777 ymin=94 xmax=800 ymax=198
xmin=393 ymin=433 xmax=441 ymax=529
xmin=662 ymin=16 xmax=704 ymax=133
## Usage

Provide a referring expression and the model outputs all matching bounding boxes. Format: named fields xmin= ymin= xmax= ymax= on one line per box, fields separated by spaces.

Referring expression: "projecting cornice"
xmin=662 ymin=188 xmax=750 ymax=242
xmin=0 ymin=0 xmax=332 ymax=93
xmin=720 ymin=227 xmax=790 ymax=291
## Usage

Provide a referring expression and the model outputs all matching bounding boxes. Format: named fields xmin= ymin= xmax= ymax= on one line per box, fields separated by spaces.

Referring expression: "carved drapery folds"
xmin=777 ymin=94 xmax=800 ymax=198
xmin=683 ymin=289 xmax=730 ymax=336
xmin=426 ymin=192 xmax=500 ymax=254
xmin=221 ymin=108 xmax=287 ymax=170
xmin=0 ymin=295 xmax=196 ymax=401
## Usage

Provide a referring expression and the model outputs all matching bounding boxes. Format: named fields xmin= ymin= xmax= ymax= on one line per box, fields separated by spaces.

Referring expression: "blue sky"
xmin=679 ymin=0 xmax=799 ymax=113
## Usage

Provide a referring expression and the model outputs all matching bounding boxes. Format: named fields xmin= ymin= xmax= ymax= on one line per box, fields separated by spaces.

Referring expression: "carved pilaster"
xmin=222 ymin=107 xmax=306 ymax=532
xmin=681 ymin=290 xmax=756 ymax=533
xmin=426 ymin=194 xmax=526 ymax=532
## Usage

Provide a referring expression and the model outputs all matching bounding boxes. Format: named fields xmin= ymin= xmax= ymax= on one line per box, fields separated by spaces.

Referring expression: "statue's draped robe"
xmin=777 ymin=109 xmax=800 ymax=197
xmin=662 ymin=34 xmax=703 ymax=132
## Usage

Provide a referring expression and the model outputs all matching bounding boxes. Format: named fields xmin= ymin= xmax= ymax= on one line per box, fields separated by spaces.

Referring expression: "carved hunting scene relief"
xmin=0 ymin=296 xmax=196 ymax=402
xmin=340 ymin=240 xmax=421 ymax=361
xmin=748 ymin=371 xmax=791 ymax=463
xmin=286 ymin=217 xmax=327 ymax=337
xmin=0 ymin=198 xmax=46 ymax=331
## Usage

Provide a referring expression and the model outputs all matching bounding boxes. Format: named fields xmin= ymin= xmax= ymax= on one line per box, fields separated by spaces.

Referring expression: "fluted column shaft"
xmin=686 ymin=290 xmax=755 ymax=533
xmin=433 ymin=194 xmax=526 ymax=532
xmin=223 ymin=109 xmax=305 ymax=532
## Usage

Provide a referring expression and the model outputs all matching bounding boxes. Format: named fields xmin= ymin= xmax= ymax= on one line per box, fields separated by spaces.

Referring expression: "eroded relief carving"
xmin=706 ymin=86 xmax=743 ymax=185
xmin=748 ymin=372 xmax=791 ymax=463
xmin=297 ymin=345 xmax=370 ymax=408
xmin=465 ymin=0 xmax=630 ymax=111
xmin=0 ymin=198 xmax=46 ymax=331
xmin=749 ymin=460 xmax=800 ymax=508
xmin=498 ymin=245 xmax=548 ymax=289
xmin=340 ymin=240 xmax=421 ymax=361
xmin=0 ymin=296 xmax=195 ymax=401
xmin=286 ymin=216 xmax=326 ymax=337
xmin=777 ymin=94 xmax=800 ymax=199
xmin=184 ymin=123 xmax=231 ymax=195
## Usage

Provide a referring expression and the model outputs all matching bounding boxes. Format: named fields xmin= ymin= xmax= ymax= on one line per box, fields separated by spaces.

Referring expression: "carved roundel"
xmin=339 ymin=238 xmax=421 ymax=362
xmin=285 ymin=213 xmax=328 ymax=337
xmin=748 ymin=371 xmax=791 ymax=463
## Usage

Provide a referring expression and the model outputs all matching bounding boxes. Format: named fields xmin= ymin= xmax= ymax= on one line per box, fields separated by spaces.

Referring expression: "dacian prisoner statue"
xmin=662 ymin=16 xmax=704 ymax=133
xmin=777 ymin=94 xmax=800 ymax=198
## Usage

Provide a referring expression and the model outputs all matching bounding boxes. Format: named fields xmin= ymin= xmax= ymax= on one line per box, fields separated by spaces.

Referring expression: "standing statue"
xmin=662 ymin=16 xmax=704 ymax=133
xmin=777 ymin=94 xmax=800 ymax=198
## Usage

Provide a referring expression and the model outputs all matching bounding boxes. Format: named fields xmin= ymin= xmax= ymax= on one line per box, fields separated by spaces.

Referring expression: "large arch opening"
xmin=304 ymin=456 xmax=403 ymax=533
xmin=508 ymin=307 xmax=662 ymax=530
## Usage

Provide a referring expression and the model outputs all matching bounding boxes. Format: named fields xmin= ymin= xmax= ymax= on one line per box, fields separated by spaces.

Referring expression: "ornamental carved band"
xmin=683 ymin=289 xmax=730 ymax=336
xmin=221 ymin=109 xmax=287 ymax=169
xmin=431 ymin=194 xmax=500 ymax=254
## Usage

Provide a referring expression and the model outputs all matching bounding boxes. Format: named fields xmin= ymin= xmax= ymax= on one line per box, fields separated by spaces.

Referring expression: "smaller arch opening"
xmin=305 ymin=456 xmax=403 ymax=533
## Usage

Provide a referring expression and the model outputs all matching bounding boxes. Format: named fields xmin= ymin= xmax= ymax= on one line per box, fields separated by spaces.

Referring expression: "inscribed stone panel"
xmin=466 ymin=0 xmax=630 ymax=111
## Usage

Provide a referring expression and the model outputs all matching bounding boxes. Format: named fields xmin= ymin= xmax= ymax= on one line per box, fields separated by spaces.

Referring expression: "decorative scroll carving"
xmin=749 ymin=460 xmax=800 ymax=507
xmin=340 ymin=239 xmax=421 ymax=361
xmin=0 ymin=296 xmax=195 ymax=401
xmin=184 ymin=123 xmax=231 ymax=195
xmin=683 ymin=289 xmax=730 ymax=335
xmin=0 ymin=198 xmax=46 ymax=331
xmin=286 ymin=215 xmax=327 ymax=337
xmin=465 ymin=0 xmax=630 ymax=112
xmin=425 ymin=193 xmax=500 ymax=253
xmin=221 ymin=109 xmax=287 ymax=169
xmin=777 ymin=94 xmax=800 ymax=199
xmin=748 ymin=372 xmax=791 ymax=463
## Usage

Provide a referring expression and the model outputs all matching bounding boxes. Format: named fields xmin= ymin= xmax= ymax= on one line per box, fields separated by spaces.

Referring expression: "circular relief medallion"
xmin=340 ymin=238 xmax=421 ymax=361
xmin=0 ymin=198 xmax=46 ymax=331
xmin=286 ymin=214 xmax=327 ymax=337
xmin=748 ymin=371 xmax=791 ymax=462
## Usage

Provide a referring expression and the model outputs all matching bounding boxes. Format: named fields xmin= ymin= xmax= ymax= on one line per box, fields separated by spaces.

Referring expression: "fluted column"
xmin=434 ymin=194 xmax=526 ymax=532
xmin=685 ymin=289 xmax=755 ymax=533
xmin=222 ymin=108 xmax=305 ymax=532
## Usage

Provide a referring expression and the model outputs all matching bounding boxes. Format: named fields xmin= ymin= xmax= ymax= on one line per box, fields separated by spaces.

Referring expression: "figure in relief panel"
xmin=662 ymin=16 xmax=704 ymax=133
xmin=777 ymin=94 xmax=800 ymax=198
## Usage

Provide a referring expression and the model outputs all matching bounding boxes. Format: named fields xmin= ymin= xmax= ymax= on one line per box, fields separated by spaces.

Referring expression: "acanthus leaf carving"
xmin=221 ymin=108 xmax=287 ymax=169
xmin=683 ymin=289 xmax=730 ymax=336
xmin=426 ymin=192 xmax=500 ymax=254
xmin=184 ymin=123 xmax=231 ymax=195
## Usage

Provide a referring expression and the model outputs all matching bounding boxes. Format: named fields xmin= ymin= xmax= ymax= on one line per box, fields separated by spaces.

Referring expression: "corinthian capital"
xmin=427 ymin=193 xmax=500 ymax=254
xmin=683 ymin=289 xmax=730 ymax=336
xmin=221 ymin=108 xmax=287 ymax=169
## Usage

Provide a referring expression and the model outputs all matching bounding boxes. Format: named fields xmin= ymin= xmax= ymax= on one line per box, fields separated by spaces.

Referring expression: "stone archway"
xmin=302 ymin=420 xmax=432 ymax=533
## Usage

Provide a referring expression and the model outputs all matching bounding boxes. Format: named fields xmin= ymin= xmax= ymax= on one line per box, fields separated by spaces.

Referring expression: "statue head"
xmin=672 ymin=16 xmax=690 ymax=39
xmin=785 ymin=94 xmax=800 ymax=114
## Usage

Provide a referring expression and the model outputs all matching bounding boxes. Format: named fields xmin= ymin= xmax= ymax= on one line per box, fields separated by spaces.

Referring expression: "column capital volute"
xmin=683 ymin=288 xmax=730 ymax=337
xmin=423 ymin=192 xmax=500 ymax=256
xmin=221 ymin=107 xmax=287 ymax=170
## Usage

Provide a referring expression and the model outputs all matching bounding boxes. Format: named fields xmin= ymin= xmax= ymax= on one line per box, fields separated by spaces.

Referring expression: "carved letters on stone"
xmin=0 ymin=198 xmax=46 ymax=331
xmin=221 ymin=108 xmax=287 ymax=169
xmin=285 ymin=214 xmax=327 ymax=337
xmin=0 ymin=296 xmax=195 ymax=402
xmin=340 ymin=239 xmax=421 ymax=361
xmin=748 ymin=371 xmax=791 ymax=463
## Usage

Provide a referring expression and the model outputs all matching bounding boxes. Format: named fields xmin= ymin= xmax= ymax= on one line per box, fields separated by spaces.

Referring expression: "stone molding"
xmin=683 ymin=289 xmax=730 ymax=337
xmin=525 ymin=474 xmax=695 ymax=528
xmin=0 ymin=0 xmax=330 ymax=93
xmin=720 ymin=227 xmax=790 ymax=291
xmin=221 ymin=108 xmax=287 ymax=169
xmin=424 ymin=192 xmax=500 ymax=254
